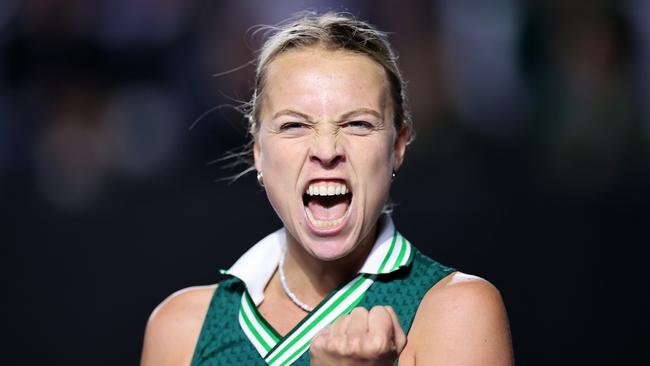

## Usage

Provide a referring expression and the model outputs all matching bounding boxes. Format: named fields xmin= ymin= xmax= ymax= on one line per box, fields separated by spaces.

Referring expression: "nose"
xmin=309 ymin=129 xmax=344 ymax=168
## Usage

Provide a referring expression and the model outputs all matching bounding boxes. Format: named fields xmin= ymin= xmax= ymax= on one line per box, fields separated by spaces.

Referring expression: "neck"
xmin=281 ymin=224 xmax=379 ymax=305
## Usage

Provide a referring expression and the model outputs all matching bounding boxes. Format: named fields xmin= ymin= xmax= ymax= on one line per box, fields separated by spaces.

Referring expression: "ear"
xmin=253 ymin=135 xmax=262 ymax=172
xmin=393 ymin=122 xmax=409 ymax=172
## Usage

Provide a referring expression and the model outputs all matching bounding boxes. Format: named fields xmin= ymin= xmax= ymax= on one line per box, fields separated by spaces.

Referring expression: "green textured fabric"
xmin=190 ymin=247 xmax=454 ymax=366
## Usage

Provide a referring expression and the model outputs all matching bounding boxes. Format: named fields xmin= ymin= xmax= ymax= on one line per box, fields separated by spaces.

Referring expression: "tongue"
xmin=307 ymin=196 xmax=349 ymax=220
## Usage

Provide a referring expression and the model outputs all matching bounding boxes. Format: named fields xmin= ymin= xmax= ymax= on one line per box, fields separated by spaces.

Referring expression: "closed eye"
xmin=345 ymin=120 xmax=374 ymax=129
xmin=280 ymin=122 xmax=307 ymax=130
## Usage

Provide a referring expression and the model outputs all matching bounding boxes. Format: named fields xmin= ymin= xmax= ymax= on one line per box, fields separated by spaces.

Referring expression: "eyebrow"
xmin=272 ymin=110 xmax=313 ymax=121
xmin=272 ymin=108 xmax=383 ymax=121
xmin=338 ymin=108 xmax=383 ymax=120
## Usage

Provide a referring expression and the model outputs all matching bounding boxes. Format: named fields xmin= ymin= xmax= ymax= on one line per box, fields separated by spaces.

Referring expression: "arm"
xmin=404 ymin=272 xmax=513 ymax=365
xmin=140 ymin=285 xmax=216 ymax=366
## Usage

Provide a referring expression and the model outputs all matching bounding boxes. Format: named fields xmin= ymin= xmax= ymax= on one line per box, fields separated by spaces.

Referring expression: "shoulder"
xmin=422 ymin=271 xmax=505 ymax=315
xmin=140 ymin=285 xmax=217 ymax=366
xmin=404 ymin=272 xmax=513 ymax=365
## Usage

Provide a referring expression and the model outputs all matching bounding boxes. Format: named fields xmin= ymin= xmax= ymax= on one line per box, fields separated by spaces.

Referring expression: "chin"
xmin=301 ymin=235 xmax=358 ymax=261
xmin=297 ymin=208 xmax=376 ymax=264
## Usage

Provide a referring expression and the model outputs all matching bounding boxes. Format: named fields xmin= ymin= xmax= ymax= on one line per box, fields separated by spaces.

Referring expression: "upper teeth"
xmin=306 ymin=182 xmax=349 ymax=196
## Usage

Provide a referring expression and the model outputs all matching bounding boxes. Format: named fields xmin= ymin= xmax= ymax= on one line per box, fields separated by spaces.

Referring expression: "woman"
xmin=141 ymin=12 xmax=513 ymax=366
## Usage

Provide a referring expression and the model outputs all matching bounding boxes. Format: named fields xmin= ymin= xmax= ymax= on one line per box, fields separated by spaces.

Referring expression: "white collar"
xmin=222 ymin=215 xmax=412 ymax=305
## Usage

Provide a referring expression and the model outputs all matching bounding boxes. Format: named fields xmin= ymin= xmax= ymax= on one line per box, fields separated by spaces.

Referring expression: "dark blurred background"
xmin=2 ymin=0 xmax=648 ymax=364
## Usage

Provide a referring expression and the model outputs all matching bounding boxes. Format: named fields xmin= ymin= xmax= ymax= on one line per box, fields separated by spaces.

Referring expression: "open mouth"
xmin=302 ymin=180 xmax=352 ymax=229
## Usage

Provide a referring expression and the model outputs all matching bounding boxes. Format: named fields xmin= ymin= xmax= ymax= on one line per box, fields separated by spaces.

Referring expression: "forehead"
xmin=261 ymin=47 xmax=391 ymax=116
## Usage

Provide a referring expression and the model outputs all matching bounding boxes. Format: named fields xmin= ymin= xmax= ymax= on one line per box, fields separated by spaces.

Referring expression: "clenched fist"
xmin=310 ymin=306 xmax=407 ymax=366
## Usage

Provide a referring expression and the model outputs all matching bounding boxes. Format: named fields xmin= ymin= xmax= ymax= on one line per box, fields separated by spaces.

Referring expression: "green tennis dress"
xmin=191 ymin=217 xmax=454 ymax=366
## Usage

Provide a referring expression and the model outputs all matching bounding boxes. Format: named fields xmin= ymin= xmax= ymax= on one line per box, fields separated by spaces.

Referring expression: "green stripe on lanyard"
xmin=266 ymin=274 xmax=374 ymax=365
xmin=239 ymin=305 xmax=272 ymax=352
xmin=244 ymin=292 xmax=280 ymax=343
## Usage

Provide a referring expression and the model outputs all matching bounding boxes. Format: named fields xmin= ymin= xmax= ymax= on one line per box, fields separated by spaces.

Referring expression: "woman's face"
xmin=254 ymin=47 xmax=408 ymax=261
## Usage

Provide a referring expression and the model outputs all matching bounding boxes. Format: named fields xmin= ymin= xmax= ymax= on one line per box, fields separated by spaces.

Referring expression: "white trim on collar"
xmin=222 ymin=214 xmax=410 ymax=306
xmin=222 ymin=228 xmax=284 ymax=306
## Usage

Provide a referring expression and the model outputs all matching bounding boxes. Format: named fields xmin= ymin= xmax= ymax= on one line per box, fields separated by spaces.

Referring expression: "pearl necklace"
xmin=278 ymin=249 xmax=314 ymax=313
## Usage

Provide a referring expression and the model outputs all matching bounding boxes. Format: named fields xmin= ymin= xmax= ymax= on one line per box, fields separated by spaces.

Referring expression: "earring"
xmin=391 ymin=171 xmax=396 ymax=181
xmin=257 ymin=171 xmax=264 ymax=187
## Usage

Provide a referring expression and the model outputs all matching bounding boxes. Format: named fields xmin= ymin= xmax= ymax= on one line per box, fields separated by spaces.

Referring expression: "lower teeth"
xmin=305 ymin=207 xmax=344 ymax=228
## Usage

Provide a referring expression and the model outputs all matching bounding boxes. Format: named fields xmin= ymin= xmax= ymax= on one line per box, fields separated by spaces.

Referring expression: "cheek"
xmin=359 ymin=136 xmax=394 ymax=172
xmin=260 ymin=139 xmax=307 ymax=204
xmin=262 ymin=139 xmax=307 ymax=174
xmin=351 ymin=138 xmax=394 ymax=195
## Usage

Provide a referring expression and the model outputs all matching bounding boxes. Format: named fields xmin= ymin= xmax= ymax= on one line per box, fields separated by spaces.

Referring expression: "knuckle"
xmin=311 ymin=335 xmax=326 ymax=350
xmin=368 ymin=305 xmax=390 ymax=322
xmin=335 ymin=314 xmax=350 ymax=327
xmin=366 ymin=333 xmax=390 ymax=355
xmin=369 ymin=305 xmax=385 ymax=315
xmin=346 ymin=335 xmax=363 ymax=354
xmin=333 ymin=336 xmax=351 ymax=356
xmin=326 ymin=336 xmax=340 ymax=351
xmin=324 ymin=336 xmax=336 ymax=351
